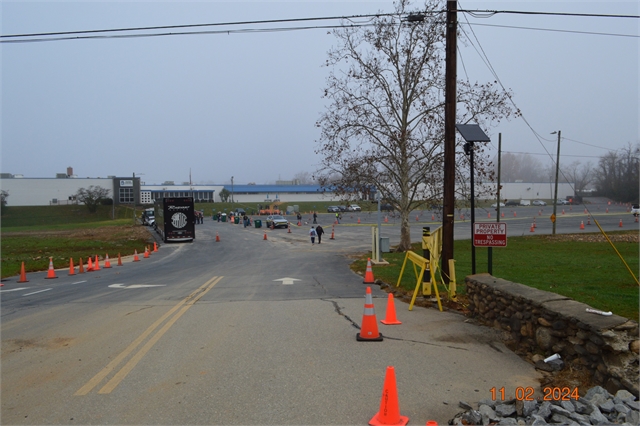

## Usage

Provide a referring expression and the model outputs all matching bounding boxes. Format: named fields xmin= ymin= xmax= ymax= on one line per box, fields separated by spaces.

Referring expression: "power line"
xmin=467 ymin=22 xmax=638 ymax=38
xmin=458 ymin=9 xmax=640 ymax=19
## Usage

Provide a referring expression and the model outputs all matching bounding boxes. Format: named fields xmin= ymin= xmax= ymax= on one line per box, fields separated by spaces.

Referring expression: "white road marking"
xmin=108 ymin=284 xmax=166 ymax=289
xmin=71 ymin=280 xmax=87 ymax=285
xmin=0 ymin=287 xmax=29 ymax=293
xmin=273 ymin=277 xmax=301 ymax=285
xmin=23 ymin=288 xmax=53 ymax=296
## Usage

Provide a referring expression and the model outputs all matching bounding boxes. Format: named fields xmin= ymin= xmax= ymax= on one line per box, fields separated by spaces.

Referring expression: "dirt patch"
xmin=2 ymin=337 xmax=75 ymax=355
xmin=3 ymin=225 xmax=154 ymax=242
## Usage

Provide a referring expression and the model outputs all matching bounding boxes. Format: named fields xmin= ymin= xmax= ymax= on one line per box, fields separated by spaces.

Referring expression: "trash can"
xmin=254 ymin=219 xmax=262 ymax=228
xmin=379 ymin=237 xmax=390 ymax=253
xmin=221 ymin=213 xmax=227 ymax=222
xmin=234 ymin=216 xmax=240 ymax=224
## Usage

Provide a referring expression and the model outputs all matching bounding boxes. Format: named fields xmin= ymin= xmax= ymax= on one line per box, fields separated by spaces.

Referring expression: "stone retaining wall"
xmin=465 ymin=274 xmax=639 ymax=397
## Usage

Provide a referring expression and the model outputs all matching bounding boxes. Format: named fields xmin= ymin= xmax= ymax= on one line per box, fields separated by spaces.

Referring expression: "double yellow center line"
xmin=75 ymin=276 xmax=223 ymax=396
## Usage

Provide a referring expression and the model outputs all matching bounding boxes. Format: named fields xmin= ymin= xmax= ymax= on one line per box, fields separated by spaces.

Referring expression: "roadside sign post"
xmin=473 ymin=222 xmax=507 ymax=273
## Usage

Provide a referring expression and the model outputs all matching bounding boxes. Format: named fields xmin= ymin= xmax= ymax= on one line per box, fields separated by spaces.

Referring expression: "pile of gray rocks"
xmin=449 ymin=386 xmax=639 ymax=425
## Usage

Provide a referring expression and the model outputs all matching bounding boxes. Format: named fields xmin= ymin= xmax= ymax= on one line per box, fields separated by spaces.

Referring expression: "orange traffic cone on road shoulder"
xmin=363 ymin=258 xmax=375 ymax=284
xmin=87 ymin=256 xmax=94 ymax=271
xmin=530 ymin=223 xmax=535 ymax=233
xmin=619 ymin=219 xmax=623 ymax=228
xmin=117 ymin=253 xmax=123 ymax=266
xmin=143 ymin=248 xmax=149 ymax=259
xmin=381 ymin=293 xmax=402 ymax=325
xmin=17 ymin=261 xmax=29 ymax=283
xmin=369 ymin=366 xmax=408 ymax=426
xmin=330 ymin=225 xmax=335 ymax=240
xmin=358 ymin=217 xmax=361 ymax=224
xmin=45 ymin=257 xmax=58 ymax=279
xmin=153 ymin=242 xmax=158 ymax=252
xmin=357 ymin=286 xmax=383 ymax=342
xmin=216 ymin=232 xmax=221 ymax=242
xmin=104 ymin=254 xmax=112 ymax=268
xmin=580 ymin=221 xmax=585 ymax=230
xmin=133 ymin=249 xmax=140 ymax=262
xmin=68 ymin=258 xmax=76 ymax=275
xmin=78 ymin=258 xmax=85 ymax=273
xmin=263 ymin=231 xmax=267 ymax=240
xmin=93 ymin=255 xmax=101 ymax=271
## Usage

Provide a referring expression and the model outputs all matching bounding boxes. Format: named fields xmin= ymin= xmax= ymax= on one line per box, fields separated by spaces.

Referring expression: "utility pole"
xmin=551 ymin=130 xmax=561 ymax=235
xmin=231 ymin=176 xmax=234 ymax=204
xmin=441 ymin=0 xmax=458 ymax=282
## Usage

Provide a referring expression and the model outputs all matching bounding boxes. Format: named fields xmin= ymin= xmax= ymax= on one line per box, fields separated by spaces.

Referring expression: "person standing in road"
xmin=313 ymin=211 xmax=317 ymax=224
xmin=309 ymin=226 xmax=317 ymax=244
xmin=315 ymin=224 xmax=324 ymax=244
xmin=335 ymin=212 xmax=340 ymax=224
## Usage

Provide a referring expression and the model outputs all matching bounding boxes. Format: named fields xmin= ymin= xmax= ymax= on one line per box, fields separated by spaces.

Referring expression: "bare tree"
xmin=595 ymin=143 xmax=639 ymax=202
xmin=315 ymin=0 xmax=515 ymax=251
xmin=75 ymin=185 xmax=110 ymax=213
xmin=292 ymin=171 xmax=314 ymax=185
xmin=563 ymin=160 xmax=593 ymax=193
xmin=498 ymin=153 xmax=545 ymax=182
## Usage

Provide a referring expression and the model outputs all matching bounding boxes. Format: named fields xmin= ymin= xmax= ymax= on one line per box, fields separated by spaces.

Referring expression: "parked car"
xmin=338 ymin=205 xmax=347 ymax=212
xmin=347 ymin=204 xmax=362 ymax=212
xmin=491 ymin=202 xmax=505 ymax=208
xmin=555 ymin=199 xmax=570 ymax=205
xmin=265 ymin=215 xmax=289 ymax=229
xmin=141 ymin=208 xmax=155 ymax=226
xmin=532 ymin=200 xmax=547 ymax=206
xmin=327 ymin=206 xmax=340 ymax=213
xmin=234 ymin=208 xmax=246 ymax=216
xmin=505 ymin=200 xmax=519 ymax=207
xmin=380 ymin=203 xmax=394 ymax=211
xmin=631 ymin=204 xmax=640 ymax=217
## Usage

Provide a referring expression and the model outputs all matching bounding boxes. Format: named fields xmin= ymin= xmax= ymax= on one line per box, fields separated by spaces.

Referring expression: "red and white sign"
xmin=473 ymin=222 xmax=507 ymax=247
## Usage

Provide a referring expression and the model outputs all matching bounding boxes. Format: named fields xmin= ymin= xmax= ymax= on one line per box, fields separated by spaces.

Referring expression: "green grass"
xmin=1 ymin=205 xmax=135 ymax=230
xmin=356 ymin=232 xmax=639 ymax=322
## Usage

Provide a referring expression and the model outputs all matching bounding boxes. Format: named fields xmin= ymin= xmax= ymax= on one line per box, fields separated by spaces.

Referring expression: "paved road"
xmin=1 ymin=202 xmax=636 ymax=425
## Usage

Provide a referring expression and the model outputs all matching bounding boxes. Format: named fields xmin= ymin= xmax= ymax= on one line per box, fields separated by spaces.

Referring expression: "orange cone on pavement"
xmin=530 ymin=223 xmax=535 ymax=233
xmin=384 ymin=216 xmax=388 ymax=223
xmin=216 ymin=232 xmax=221 ymax=242
xmin=45 ymin=257 xmax=58 ymax=279
xmin=358 ymin=217 xmax=361 ymax=224
xmin=513 ymin=211 xmax=517 ymax=217
xmin=619 ymin=219 xmax=623 ymax=228
xmin=431 ymin=214 xmax=435 ymax=221
xmin=357 ymin=286 xmax=383 ymax=342
xmin=87 ymin=256 xmax=94 ymax=271
xmin=288 ymin=224 xmax=291 ymax=233
xmin=78 ymin=258 xmax=85 ymax=274
xmin=133 ymin=249 xmax=140 ymax=262
xmin=330 ymin=225 xmax=335 ymax=240
xmin=580 ymin=221 xmax=585 ymax=230
xmin=369 ymin=366 xmax=408 ymax=426
xmin=93 ymin=255 xmax=101 ymax=271
xmin=117 ymin=253 xmax=123 ymax=266
xmin=68 ymin=258 xmax=76 ymax=276
xmin=104 ymin=254 xmax=112 ymax=268
xmin=263 ymin=231 xmax=267 ymax=240
xmin=144 ymin=248 xmax=149 ymax=259
xmin=381 ymin=293 xmax=402 ymax=325
xmin=17 ymin=261 xmax=29 ymax=283
xmin=363 ymin=258 xmax=375 ymax=284
xmin=487 ymin=212 xmax=491 ymax=218
xmin=153 ymin=242 xmax=158 ymax=252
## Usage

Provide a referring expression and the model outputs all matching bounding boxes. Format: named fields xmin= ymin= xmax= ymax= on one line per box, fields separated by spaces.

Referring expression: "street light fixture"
xmin=456 ymin=124 xmax=490 ymax=275
xmin=550 ymin=131 xmax=561 ymax=235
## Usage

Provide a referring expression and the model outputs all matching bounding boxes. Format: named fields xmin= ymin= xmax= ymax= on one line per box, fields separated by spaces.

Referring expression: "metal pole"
xmin=469 ymin=143 xmax=476 ymax=275
xmin=552 ymin=131 xmax=561 ymax=235
xmin=441 ymin=0 xmax=458 ymax=282
xmin=133 ymin=172 xmax=136 ymax=225
xmin=377 ymin=191 xmax=382 ymax=262
xmin=231 ymin=176 xmax=234 ymax=204
xmin=490 ymin=133 xmax=502 ymax=275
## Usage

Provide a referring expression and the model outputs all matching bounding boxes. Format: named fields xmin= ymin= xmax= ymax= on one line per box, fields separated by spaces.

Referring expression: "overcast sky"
xmin=2 ymin=1 xmax=638 ymax=185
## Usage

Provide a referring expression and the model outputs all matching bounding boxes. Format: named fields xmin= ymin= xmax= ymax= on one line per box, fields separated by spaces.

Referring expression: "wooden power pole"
xmin=441 ymin=0 xmax=457 ymax=282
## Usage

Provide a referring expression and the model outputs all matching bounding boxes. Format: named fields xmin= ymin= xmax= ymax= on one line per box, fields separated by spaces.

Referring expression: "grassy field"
xmin=1 ymin=205 xmax=153 ymax=278
xmin=352 ymin=231 xmax=639 ymax=321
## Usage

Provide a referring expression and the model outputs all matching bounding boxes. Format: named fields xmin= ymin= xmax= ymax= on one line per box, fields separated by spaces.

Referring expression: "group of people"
xmin=309 ymin=225 xmax=324 ymax=244
xmin=195 ymin=211 xmax=204 ymax=224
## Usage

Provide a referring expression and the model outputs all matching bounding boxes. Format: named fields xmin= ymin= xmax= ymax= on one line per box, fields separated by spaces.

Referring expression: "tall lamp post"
xmin=550 ymin=131 xmax=561 ymax=235
xmin=456 ymin=124 xmax=491 ymax=275
xmin=231 ymin=176 xmax=234 ymax=204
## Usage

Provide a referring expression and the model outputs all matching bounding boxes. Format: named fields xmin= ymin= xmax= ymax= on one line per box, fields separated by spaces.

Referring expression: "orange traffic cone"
xmin=17 ymin=261 xmax=29 ymax=283
xmin=530 ymin=223 xmax=535 ymax=233
xmin=619 ymin=219 xmax=623 ymax=228
xmin=384 ymin=216 xmax=389 ymax=223
xmin=87 ymin=256 xmax=94 ymax=271
xmin=357 ymin=286 xmax=383 ymax=342
xmin=533 ymin=218 xmax=537 ymax=228
xmin=635 ymin=216 xmax=639 ymax=223
xmin=426 ymin=421 xmax=438 ymax=426
xmin=78 ymin=258 xmax=85 ymax=274
xmin=133 ymin=249 xmax=140 ymax=262
xmin=364 ymin=258 xmax=375 ymax=284
xmin=381 ymin=293 xmax=402 ymax=325
xmin=330 ymin=225 xmax=335 ymax=240
xmin=487 ymin=212 xmax=491 ymax=218
xmin=68 ymin=258 xmax=76 ymax=276
xmin=144 ymin=248 xmax=149 ymax=258
xmin=153 ymin=242 xmax=158 ymax=252
xmin=580 ymin=221 xmax=585 ymax=230
xmin=263 ymin=232 xmax=267 ymax=240
xmin=358 ymin=217 xmax=361 ymax=224
xmin=415 ymin=214 xmax=419 ymax=221
xmin=513 ymin=211 xmax=517 ymax=217
xmin=93 ymin=255 xmax=101 ymax=271
xmin=587 ymin=216 xmax=591 ymax=225
xmin=606 ymin=208 xmax=609 ymax=213
xmin=369 ymin=366 xmax=408 ymax=426
xmin=45 ymin=257 xmax=58 ymax=279
xmin=562 ymin=209 xmax=565 ymax=215
xmin=501 ymin=212 xmax=505 ymax=218
xmin=431 ymin=214 xmax=435 ymax=221
xmin=104 ymin=254 xmax=112 ymax=268
xmin=117 ymin=253 xmax=123 ymax=266
xmin=216 ymin=232 xmax=221 ymax=242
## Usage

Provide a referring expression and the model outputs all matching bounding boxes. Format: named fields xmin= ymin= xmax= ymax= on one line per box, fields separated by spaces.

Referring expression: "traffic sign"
xmin=473 ymin=222 xmax=507 ymax=247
